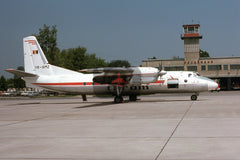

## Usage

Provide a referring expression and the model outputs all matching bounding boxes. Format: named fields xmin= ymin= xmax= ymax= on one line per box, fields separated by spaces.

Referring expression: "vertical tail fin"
xmin=23 ymin=36 xmax=82 ymax=76
xmin=23 ymin=36 xmax=49 ymax=74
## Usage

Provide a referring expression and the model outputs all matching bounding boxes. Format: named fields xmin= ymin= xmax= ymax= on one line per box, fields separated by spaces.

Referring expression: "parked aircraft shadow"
xmin=74 ymin=101 xmax=115 ymax=109
xmin=17 ymin=102 xmax=41 ymax=105
xmin=74 ymin=99 xmax=197 ymax=109
xmin=17 ymin=101 xmax=112 ymax=105
xmin=16 ymin=98 xmax=201 ymax=109
xmin=137 ymin=99 xmax=192 ymax=103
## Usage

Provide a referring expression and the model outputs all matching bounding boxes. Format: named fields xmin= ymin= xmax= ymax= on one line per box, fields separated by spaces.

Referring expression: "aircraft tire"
xmin=191 ymin=95 xmax=197 ymax=101
xmin=114 ymin=96 xmax=123 ymax=103
xmin=129 ymin=95 xmax=137 ymax=101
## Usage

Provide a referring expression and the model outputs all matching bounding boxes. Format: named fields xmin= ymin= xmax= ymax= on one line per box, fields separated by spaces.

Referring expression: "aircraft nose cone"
xmin=208 ymin=81 xmax=219 ymax=91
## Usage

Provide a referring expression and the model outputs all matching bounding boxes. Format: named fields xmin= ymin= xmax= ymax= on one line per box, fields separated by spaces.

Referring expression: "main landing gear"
xmin=129 ymin=95 xmax=137 ymax=101
xmin=112 ymin=85 xmax=138 ymax=103
xmin=114 ymin=95 xmax=138 ymax=103
xmin=114 ymin=96 xmax=123 ymax=103
xmin=114 ymin=86 xmax=124 ymax=103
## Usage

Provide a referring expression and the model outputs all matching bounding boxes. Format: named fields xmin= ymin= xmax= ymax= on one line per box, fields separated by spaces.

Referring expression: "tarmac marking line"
xmin=154 ymin=101 xmax=194 ymax=160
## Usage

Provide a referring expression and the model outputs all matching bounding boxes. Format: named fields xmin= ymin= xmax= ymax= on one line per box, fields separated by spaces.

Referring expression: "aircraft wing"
xmin=80 ymin=67 xmax=134 ymax=85
xmin=5 ymin=69 xmax=37 ymax=77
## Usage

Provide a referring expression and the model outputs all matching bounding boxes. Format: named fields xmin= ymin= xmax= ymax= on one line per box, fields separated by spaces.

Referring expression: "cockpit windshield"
xmin=188 ymin=72 xmax=200 ymax=78
xmin=197 ymin=76 xmax=216 ymax=83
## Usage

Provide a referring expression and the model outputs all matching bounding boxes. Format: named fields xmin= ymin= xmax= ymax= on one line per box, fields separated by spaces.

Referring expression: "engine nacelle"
xmin=129 ymin=67 xmax=159 ymax=85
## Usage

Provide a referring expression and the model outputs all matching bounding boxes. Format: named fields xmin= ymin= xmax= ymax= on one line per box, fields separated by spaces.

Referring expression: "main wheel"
xmin=114 ymin=96 xmax=123 ymax=103
xmin=129 ymin=95 xmax=137 ymax=101
xmin=191 ymin=95 xmax=197 ymax=101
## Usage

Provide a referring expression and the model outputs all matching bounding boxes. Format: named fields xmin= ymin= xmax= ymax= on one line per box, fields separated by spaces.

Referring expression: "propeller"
xmin=158 ymin=63 xmax=167 ymax=77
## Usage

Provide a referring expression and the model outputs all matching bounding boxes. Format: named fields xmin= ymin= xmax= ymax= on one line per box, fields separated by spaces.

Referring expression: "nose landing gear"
xmin=191 ymin=93 xmax=199 ymax=101
xmin=191 ymin=95 xmax=197 ymax=101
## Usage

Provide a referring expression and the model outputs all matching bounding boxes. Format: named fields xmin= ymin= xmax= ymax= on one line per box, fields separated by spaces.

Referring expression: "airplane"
xmin=5 ymin=36 xmax=219 ymax=103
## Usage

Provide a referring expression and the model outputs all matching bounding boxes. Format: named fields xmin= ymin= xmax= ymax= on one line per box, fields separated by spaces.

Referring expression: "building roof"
xmin=143 ymin=56 xmax=240 ymax=62
xmin=182 ymin=24 xmax=200 ymax=27
xmin=142 ymin=58 xmax=184 ymax=62
xmin=199 ymin=56 xmax=240 ymax=60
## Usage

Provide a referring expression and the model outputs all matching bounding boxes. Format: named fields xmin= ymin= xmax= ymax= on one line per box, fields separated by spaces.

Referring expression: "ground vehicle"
xmin=1 ymin=92 xmax=18 ymax=96
xmin=21 ymin=91 xmax=39 ymax=97
xmin=0 ymin=91 xmax=4 ymax=96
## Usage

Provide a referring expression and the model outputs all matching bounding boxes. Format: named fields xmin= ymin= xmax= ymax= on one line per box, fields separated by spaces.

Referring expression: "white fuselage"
xmin=24 ymin=66 xmax=218 ymax=95
xmin=6 ymin=36 xmax=219 ymax=102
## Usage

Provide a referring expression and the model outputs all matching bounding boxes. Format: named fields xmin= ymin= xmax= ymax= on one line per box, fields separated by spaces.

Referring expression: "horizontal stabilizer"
xmin=5 ymin=69 xmax=37 ymax=77
xmin=79 ymin=67 xmax=134 ymax=73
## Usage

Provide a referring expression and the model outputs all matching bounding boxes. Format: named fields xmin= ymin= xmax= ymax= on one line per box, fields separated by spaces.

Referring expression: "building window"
xmin=187 ymin=66 xmax=197 ymax=71
xmin=188 ymin=27 xmax=194 ymax=33
xmin=164 ymin=66 xmax=184 ymax=71
xmin=201 ymin=65 xmax=206 ymax=71
xmin=184 ymin=27 xmax=188 ymax=33
xmin=208 ymin=65 xmax=222 ymax=71
xmin=224 ymin=65 xmax=228 ymax=70
xmin=195 ymin=27 xmax=199 ymax=33
xmin=230 ymin=64 xmax=240 ymax=70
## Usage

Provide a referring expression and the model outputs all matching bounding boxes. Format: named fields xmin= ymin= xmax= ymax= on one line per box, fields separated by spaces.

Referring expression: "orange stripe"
xmin=154 ymin=80 xmax=165 ymax=83
xmin=33 ymin=82 xmax=85 ymax=86
xmin=33 ymin=80 xmax=165 ymax=86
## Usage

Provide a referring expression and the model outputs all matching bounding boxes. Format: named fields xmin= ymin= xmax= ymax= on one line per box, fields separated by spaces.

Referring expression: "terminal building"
xmin=142 ymin=24 xmax=240 ymax=90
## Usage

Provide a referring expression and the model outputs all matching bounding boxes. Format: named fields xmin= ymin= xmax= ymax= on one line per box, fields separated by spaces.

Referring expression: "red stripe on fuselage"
xmin=32 ymin=80 xmax=165 ymax=86
xmin=154 ymin=80 xmax=165 ymax=84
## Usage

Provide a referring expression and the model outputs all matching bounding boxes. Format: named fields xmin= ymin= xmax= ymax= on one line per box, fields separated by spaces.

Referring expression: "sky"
xmin=0 ymin=0 xmax=240 ymax=78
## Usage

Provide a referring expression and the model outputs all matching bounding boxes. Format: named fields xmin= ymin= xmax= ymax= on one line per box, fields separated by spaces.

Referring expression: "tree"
xmin=0 ymin=76 xmax=7 ymax=91
xmin=108 ymin=60 xmax=131 ymax=67
xmin=172 ymin=56 xmax=178 ymax=59
xmin=61 ymin=47 xmax=87 ymax=70
xmin=60 ymin=47 xmax=108 ymax=71
xmin=84 ymin=53 xmax=108 ymax=69
xmin=13 ymin=66 xmax=26 ymax=89
xmin=34 ymin=24 xmax=59 ymax=64
xmin=34 ymin=25 xmax=108 ymax=70
xmin=6 ymin=78 xmax=14 ymax=89
xmin=200 ymin=49 xmax=210 ymax=57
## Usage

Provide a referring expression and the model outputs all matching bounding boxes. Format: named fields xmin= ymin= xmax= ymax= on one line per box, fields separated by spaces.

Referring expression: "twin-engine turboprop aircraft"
xmin=6 ymin=36 xmax=219 ymax=103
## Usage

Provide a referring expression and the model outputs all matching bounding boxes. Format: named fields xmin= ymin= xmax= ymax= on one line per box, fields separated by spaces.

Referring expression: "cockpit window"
xmin=189 ymin=73 xmax=199 ymax=78
xmin=198 ymin=76 xmax=215 ymax=82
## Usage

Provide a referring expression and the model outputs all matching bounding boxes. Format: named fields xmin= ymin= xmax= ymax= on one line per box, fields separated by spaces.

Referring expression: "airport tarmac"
xmin=0 ymin=91 xmax=240 ymax=160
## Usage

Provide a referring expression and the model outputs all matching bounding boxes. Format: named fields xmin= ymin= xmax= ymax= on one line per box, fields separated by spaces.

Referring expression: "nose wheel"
xmin=191 ymin=95 xmax=198 ymax=101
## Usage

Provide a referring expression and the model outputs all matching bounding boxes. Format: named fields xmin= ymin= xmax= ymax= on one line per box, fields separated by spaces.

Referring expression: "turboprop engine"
xmin=129 ymin=67 xmax=166 ymax=85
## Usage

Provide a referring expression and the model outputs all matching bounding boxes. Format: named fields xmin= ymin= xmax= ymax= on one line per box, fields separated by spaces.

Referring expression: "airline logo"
xmin=111 ymin=73 xmax=126 ymax=86
xmin=25 ymin=40 xmax=38 ymax=55
xmin=25 ymin=40 xmax=36 ymax=45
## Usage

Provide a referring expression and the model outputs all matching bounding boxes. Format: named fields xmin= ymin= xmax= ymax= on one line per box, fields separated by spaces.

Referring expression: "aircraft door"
xmin=186 ymin=73 xmax=196 ymax=90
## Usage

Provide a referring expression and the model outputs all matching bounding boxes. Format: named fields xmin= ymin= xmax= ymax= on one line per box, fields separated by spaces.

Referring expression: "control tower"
xmin=181 ymin=24 xmax=202 ymax=61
